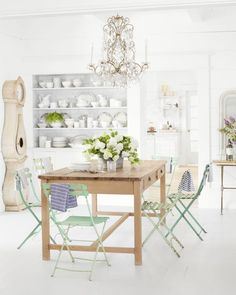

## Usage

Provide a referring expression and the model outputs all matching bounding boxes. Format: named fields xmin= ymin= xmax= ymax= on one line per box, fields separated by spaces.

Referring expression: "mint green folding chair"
xmin=142 ymin=194 xmax=184 ymax=257
xmin=167 ymin=164 xmax=210 ymax=241
xmin=33 ymin=157 xmax=53 ymax=175
xmin=15 ymin=168 xmax=56 ymax=249
xmin=42 ymin=183 xmax=110 ymax=281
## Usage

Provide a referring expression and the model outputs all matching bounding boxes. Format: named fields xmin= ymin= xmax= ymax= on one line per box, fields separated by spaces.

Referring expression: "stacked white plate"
xmin=70 ymin=161 xmax=91 ymax=171
xmin=52 ymin=137 xmax=68 ymax=148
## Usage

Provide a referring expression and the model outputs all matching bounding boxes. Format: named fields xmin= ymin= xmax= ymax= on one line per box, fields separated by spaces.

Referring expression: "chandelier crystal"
xmin=89 ymin=14 xmax=149 ymax=87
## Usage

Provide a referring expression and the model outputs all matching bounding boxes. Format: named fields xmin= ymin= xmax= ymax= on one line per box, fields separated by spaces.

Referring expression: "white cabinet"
xmin=32 ymin=73 xmax=128 ymax=149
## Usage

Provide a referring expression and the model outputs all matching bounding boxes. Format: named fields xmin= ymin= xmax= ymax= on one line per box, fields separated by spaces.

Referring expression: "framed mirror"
xmin=219 ymin=90 xmax=236 ymax=154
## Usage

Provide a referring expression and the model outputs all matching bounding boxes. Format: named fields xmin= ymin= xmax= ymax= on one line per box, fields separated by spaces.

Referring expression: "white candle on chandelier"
xmin=90 ymin=43 xmax=94 ymax=64
xmin=145 ymin=39 xmax=148 ymax=63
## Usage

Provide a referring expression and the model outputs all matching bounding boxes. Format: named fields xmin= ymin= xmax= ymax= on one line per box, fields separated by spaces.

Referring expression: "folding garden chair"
xmin=15 ymin=168 xmax=56 ymax=249
xmin=42 ymin=183 xmax=110 ymax=281
xmin=142 ymin=194 xmax=184 ymax=257
xmin=167 ymin=164 xmax=210 ymax=241
xmin=33 ymin=157 xmax=53 ymax=175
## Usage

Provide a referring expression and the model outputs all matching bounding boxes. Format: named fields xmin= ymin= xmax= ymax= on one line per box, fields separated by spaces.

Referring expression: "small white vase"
xmin=107 ymin=160 xmax=117 ymax=172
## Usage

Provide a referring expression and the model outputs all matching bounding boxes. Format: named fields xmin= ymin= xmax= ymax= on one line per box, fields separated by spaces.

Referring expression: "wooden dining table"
xmin=39 ymin=160 xmax=166 ymax=265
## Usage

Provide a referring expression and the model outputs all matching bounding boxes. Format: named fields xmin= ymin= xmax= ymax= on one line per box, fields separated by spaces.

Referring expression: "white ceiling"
xmin=0 ymin=0 xmax=235 ymax=18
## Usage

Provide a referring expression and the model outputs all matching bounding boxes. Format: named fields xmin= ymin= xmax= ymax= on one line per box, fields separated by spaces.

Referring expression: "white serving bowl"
xmin=39 ymin=82 xmax=46 ymax=88
xmin=46 ymin=82 xmax=54 ymax=88
xmin=50 ymin=122 xmax=63 ymax=128
xmin=100 ymin=121 xmax=109 ymax=128
xmin=91 ymin=101 xmax=99 ymax=107
xmin=72 ymin=79 xmax=82 ymax=87
xmin=62 ymin=80 xmax=72 ymax=88
xmin=65 ymin=118 xmax=74 ymax=128
xmin=37 ymin=123 xmax=47 ymax=128
xmin=53 ymin=136 xmax=67 ymax=142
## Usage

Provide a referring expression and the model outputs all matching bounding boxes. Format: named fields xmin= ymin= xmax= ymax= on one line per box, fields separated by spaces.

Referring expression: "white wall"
xmin=0 ymin=29 xmax=23 ymax=211
xmin=2 ymin=8 xmax=236 ymax=209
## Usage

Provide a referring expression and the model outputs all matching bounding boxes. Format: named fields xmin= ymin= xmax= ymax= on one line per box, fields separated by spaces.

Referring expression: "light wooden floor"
xmin=0 ymin=204 xmax=235 ymax=295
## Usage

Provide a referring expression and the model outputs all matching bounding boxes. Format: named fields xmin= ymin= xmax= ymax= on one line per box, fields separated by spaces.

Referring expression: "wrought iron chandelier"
xmin=89 ymin=14 xmax=149 ymax=87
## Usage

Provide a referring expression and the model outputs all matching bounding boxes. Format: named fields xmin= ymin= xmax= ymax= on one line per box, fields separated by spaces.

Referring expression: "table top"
xmin=38 ymin=160 xmax=166 ymax=181
xmin=212 ymin=160 xmax=236 ymax=166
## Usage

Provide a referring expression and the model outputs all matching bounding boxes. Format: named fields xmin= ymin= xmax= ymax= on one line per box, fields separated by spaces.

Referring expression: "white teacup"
xmin=50 ymin=102 xmax=57 ymax=108
xmin=65 ymin=118 xmax=74 ymax=128
xmin=74 ymin=121 xmax=80 ymax=128
xmin=79 ymin=119 xmax=86 ymax=128
xmin=112 ymin=120 xmax=118 ymax=128
xmin=101 ymin=121 xmax=109 ymax=128
xmin=92 ymin=120 xmax=98 ymax=128
xmin=46 ymin=82 xmax=54 ymax=88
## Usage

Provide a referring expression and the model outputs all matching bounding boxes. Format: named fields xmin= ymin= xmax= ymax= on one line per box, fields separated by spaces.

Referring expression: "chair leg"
xmin=51 ymin=243 xmax=64 ymax=277
xmin=178 ymin=199 xmax=207 ymax=233
xmin=17 ymin=223 xmax=41 ymax=249
xmin=142 ymin=211 xmax=183 ymax=257
xmin=89 ymin=245 xmax=99 ymax=281
xmin=92 ymin=222 xmax=111 ymax=267
xmin=169 ymin=200 xmax=204 ymax=241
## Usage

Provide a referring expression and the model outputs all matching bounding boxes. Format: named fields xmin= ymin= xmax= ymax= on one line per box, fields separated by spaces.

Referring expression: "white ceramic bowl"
xmin=50 ymin=122 xmax=63 ymax=128
xmin=72 ymin=79 xmax=82 ymax=87
xmin=62 ymin=80 xmax=72 ymax=88
xmin=91 ymin=101 xmax=99 ymax=107
xmin=39 ymin=82 xmax=46 ymax=88
xmin=46 ymin=82 xmax=54 ymax=88
xmin=100 ymin=121 xmax=109 ymax=128
xmin=37 ymin=123 xmax=47 ymax=128
xmin=38 ymin=103 xmax=45 ymax=108
xmin=53 ymin=136 xmax=67 ymax=142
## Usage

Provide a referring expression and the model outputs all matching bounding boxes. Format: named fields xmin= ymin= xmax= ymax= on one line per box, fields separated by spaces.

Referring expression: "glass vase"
xmin=116 ymin=156 xmax=124 ymax=169
xmin=107 ymin=160 xmax=117 ymax=172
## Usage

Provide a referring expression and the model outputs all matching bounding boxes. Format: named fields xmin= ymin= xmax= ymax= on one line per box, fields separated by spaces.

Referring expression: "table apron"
xmin=44 ymin=179 xmax=135 ymax=194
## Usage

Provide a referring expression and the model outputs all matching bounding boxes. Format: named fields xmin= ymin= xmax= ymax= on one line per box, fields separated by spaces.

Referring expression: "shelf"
xmin=33 ymin=107 xmax=127 ymax=110
xmin=33 ymin=147 xmax=83 ymax=151
xmin=33 ymin=73 xmax=128 ymax=152
xmin=33 ymin=127 xmax=127 ymax=130
xmin=159 ymin=95 xmax=180 ymax=99
xmin=33 ymin=86 xmax=125 ymax=90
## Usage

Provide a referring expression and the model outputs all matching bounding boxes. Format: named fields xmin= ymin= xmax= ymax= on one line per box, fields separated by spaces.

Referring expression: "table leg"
xmin=41 ymin=181 xmax=50 ymax=260
xmin=92 ymin=194 xmax=98 ymax=216
xmin=133 ymin=181 xmax=142 ymax=265
xmin=220 ymin=165 xmax=224 ymax=215
xmin=160 ymin=166 xmax=166 ymax=219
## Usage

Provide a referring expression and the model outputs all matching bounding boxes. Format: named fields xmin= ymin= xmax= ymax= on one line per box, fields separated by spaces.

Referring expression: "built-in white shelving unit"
xmin=32 ymin=73 xmax=128 ymax=150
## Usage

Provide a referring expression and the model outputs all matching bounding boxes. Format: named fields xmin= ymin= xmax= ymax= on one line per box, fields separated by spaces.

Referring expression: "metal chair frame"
xmin=42 ymin=183 xmax=110 ymax=281
xmin=15 ymin=169 xmax=56 ymax=249
xmin=142 ymin=194 xmax=184 ymax=257
xmin=167 ymin=164 xmax=210 ymax=241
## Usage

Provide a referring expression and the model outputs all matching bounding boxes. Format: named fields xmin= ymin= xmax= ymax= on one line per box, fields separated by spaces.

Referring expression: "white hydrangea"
xmin=115 ymin=134 xmax=123 ymax=142
xmin=103 ymin=149 xmax=112 ymax=160
xmin=113 ymin=154 xmax=119 ymax=161
xmin=108 ymin=137 xmax=118 ymax=146
xmin=116 ymin=143 xmax=123 ymax=151
xmin=95 ymin=140 xmax=105 ymax=150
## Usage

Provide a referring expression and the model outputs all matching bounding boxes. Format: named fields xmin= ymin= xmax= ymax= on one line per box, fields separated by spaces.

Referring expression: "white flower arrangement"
xmin=83 ymin=130 xmax=140 ymax=165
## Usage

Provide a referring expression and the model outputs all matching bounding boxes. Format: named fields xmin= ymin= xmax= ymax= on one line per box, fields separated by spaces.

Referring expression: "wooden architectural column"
xmin=1 ymin=76 xmax=27 ymax=211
